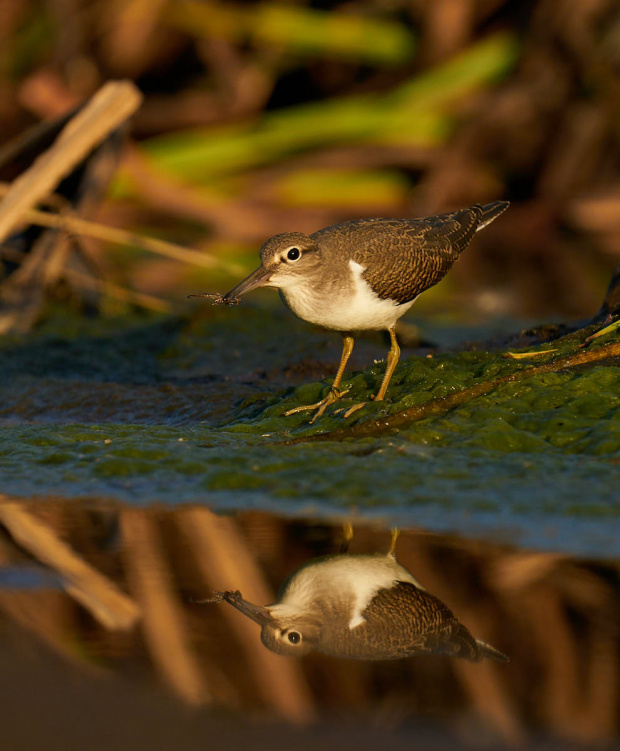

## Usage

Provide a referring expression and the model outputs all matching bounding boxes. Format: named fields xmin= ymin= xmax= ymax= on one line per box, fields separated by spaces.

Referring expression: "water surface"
xmin=0 ymin=307 xmax=618 ymax=556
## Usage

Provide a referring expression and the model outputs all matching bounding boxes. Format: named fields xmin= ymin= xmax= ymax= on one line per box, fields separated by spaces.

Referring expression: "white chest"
xmin=281 ymin=260 xmax=415 ymax=331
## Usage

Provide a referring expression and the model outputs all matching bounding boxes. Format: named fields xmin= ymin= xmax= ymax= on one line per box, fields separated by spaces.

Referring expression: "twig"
xmin=581 ymin=319 xmax=620 ymax=346
xmin=0 ymin=185 xmax=237 ymax=272
xmin=503 ymin=348 xmax=557 ymax=359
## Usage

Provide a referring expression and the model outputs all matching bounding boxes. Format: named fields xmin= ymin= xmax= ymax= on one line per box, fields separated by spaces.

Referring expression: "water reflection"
xmin=208 ymin=531 xmax=508 ymax=662
xmin=0 ymin=498 xmax=618 ymax=748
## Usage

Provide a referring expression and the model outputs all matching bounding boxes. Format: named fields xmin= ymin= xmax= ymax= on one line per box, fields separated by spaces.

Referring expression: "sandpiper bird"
xmin=207 ymin=533 xmax=508 ymax=662
xmin=222 ymin=201 xmax=509 ymax=421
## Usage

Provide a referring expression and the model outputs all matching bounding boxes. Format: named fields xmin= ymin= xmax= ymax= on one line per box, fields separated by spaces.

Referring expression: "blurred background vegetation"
xmin=0 ymin=0 xmax=618 ymax=323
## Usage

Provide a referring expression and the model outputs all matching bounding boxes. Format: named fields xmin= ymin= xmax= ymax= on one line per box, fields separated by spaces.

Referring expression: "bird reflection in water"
xmin=202 ymin=529 xmax=508 ymax=662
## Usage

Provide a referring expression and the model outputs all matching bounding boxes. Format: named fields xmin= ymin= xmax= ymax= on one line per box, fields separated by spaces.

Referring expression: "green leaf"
xmin=168 ymin=1 xmax=415 ymax=65
xmin=140 ymin=32 xmax=519 ymax=182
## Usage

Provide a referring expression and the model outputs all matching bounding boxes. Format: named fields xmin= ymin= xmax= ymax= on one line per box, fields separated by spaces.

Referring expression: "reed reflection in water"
xmin=0 ymin=496 xmax=617 ymax=749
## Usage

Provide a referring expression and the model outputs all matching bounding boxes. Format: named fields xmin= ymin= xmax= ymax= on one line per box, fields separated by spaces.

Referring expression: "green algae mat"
xmin=1 ymin=306 xmax=618 ymax=557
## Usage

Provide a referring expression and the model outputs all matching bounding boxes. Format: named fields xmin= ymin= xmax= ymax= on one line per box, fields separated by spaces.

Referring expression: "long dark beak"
xmin=220 ymin=591 xmax=273 ymax=626
xmin=223 ymin=266 xmax=272 ymax=301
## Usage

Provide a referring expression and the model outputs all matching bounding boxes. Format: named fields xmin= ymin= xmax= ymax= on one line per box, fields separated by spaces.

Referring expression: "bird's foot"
xmin=284 ymin=386 xmax=351 ymax=424
xmin=338 ymin=402 xmax=368 ymax=419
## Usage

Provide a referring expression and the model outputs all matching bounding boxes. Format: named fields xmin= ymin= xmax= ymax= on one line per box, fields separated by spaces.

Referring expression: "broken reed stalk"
xmin=16 ymin=200 xmax=237 ymax=272
xmin=0 ymin=498 xmax=140 ymax=630
xmin=290 ymin=341 xmax=620 ymax=443
xmin=0 ymin=80 xmax=240 ymax=277
xmin=0 ymin=81 xmax=141 ymax=245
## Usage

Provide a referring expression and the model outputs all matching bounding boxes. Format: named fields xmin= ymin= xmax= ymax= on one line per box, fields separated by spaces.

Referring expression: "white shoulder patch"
xmin=348 ymin=259 xmax=367 ymax=275
xmin=349 ymin=611 xmax=369 ymax=629
xmin=276 ymin=554 xmax=423 ymax=631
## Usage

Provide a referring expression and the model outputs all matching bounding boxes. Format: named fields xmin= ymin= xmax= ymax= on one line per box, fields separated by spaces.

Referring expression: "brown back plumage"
xmin=350 ymin=581 xmax=485 ymax=660
xmin=311 ymin=202 xmax=508 ymax=304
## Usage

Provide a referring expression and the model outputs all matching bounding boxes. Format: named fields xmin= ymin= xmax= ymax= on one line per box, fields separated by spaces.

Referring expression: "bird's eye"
xmin=286 ymin=247 xmax=301 ymax=261
xmin=287 ymin=631 xmax=301 ymax=645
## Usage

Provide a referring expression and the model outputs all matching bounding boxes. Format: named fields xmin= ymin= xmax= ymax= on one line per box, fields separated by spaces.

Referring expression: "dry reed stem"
xmin=21 ymin=203 xmax=230 ymax=270
xmin=177 ymin=507 xmax=315 ymax=722
xmin=0 ymin=498 xmax=140 ymax=630
xmin=0 ymin=182 xmax=232 ymax=273
xmin=0 ymin=81 xmax=141 ymax=245
xmin=120 ymin=509 xmax=210 ymax=706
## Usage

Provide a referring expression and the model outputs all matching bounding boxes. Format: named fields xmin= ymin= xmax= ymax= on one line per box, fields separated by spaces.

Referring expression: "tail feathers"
xmin=476 ymin=200 xmax=510 ymax=231
xmin=476 ymin=638 xmax=510 ymax=662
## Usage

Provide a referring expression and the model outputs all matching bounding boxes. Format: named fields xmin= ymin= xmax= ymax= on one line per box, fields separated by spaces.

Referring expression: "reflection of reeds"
xmin=0 ymin=498 xmax=139 ymax=630
xmin=399 ymin=537 xmax=523 ymax=744
xmin=0 ymin=497 xmax=617 ymax=746
xmin=176 ymin=507 xmax=313 ymax=720
xmin=493 ymin=552 xmax=619 ymax=743
xmin=121 ymin=508 xmax=209 ymax=705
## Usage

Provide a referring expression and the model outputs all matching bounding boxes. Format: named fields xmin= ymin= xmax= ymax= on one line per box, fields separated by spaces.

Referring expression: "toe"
xmin=342 ymin=402 xmax=367 ymax=418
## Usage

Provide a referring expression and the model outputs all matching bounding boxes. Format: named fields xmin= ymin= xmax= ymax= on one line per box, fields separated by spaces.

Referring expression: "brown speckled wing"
xmin=359 ymin=581 xmax=482 ymax=661
xmin=312 ymin=206 xmax=483 ymax=304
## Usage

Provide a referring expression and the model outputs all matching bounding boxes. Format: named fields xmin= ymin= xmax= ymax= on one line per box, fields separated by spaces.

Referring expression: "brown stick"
xmin=21 ymin=203 xmax=236 ymax=272
xmin=289 ymin=341 xmax=620 ymax=443
xmin=0 ymin=81 xmax=141 ymax=245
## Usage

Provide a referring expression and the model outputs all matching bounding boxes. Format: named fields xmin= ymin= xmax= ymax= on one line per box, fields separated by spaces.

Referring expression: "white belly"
xmin=282 ymin=260 xmax=416 ymax=331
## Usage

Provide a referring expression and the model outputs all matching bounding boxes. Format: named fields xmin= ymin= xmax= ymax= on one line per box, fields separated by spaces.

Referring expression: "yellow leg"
xmin=340 ymin=521 xmax=354 ymax=553
xmin=375 ymin=327 xmax=400 ymax=401
xmin=342 ymin=327 xmax=400 ymax=418
xmin=284 ymin=335 xmax=354 ymax=423
xmin=388 ymin=527 xmax=400 ymax=557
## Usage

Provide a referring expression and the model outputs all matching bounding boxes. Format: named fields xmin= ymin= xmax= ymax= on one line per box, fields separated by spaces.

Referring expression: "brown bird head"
xmin=218 ymin=590 xmax=320 ymax=656
xmin=223 ymin=232 xmax=321 ymax=301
